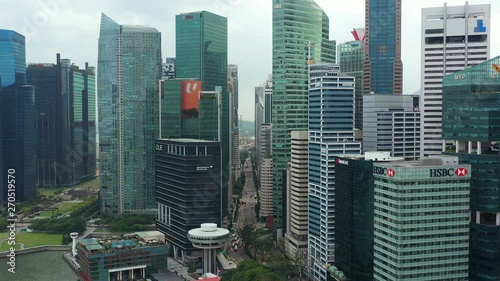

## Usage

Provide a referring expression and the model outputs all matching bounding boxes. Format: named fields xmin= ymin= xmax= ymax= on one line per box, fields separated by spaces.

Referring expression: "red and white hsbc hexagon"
xmin=373 ymin=166 xmax=396 ymax=177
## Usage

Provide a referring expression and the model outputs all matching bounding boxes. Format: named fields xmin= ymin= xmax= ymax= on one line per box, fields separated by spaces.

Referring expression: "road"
xmin=227 ymin=158 xmax=258 ymax=264
xmin=238 ymin=158 xmax=257 ymax=229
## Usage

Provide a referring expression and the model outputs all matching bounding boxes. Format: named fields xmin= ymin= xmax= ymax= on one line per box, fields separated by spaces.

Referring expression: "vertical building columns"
xmin=477 ymin=141 xmax=482 ymax=154
xmin=496 ymin=212 xmax=500 ymax=226
xmin=456 ymin=140 xmax=460 ymax=153
xmin=476 ymin=211 xmax=480 ymax=224
xmin=468 ymin=141 xmax=473 ymax=153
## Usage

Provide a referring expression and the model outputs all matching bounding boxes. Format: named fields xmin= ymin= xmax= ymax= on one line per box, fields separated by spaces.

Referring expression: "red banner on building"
xmin=182 ymin=80 xmax=201 ymax=118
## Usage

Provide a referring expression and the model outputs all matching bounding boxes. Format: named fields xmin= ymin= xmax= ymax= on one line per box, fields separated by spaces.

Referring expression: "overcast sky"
xmin=1 ymin=0 xmax=499 ymax=121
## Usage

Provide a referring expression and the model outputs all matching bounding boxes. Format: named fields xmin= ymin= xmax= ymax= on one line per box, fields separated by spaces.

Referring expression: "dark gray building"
xmin=27 ymin=54 xmax=96 ymax=186
xmin=155 ymin=138 xmax=221 ymax=265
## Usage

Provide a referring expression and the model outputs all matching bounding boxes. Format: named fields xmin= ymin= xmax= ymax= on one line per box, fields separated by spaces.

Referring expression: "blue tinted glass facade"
xmin=1 ymin=85 xmax=37 ymax=202
xmin=0 ymin=30 xmax=25 ymax=87
xmin=98 ymin=14 xmax=162 ymax=215
xmin=364 ymin=0 xmax=402 ymax=95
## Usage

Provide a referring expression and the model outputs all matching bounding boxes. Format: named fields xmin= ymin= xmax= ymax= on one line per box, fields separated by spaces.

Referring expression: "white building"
xmin=284 ymin=131 xmax=309 ymax=259
xmin=259 ymin=123 xmax=273 ymax=219
xmin=420 ymin=2 xmax=490 ymax=157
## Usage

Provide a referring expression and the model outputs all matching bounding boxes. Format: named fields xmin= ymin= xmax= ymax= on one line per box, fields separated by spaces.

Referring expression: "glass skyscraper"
xmin=363 ymin=0 xmax=403 ymax=95
xmin=339 ymin=40 xmax=364 ymax=130
xmin=98 ymin=13 xmax=162 ymax=215
xmin=27 ymin=55 xmax=96 ymax=186
xmin=272 ymin=0 xmax=336 ymax=231
xmin=442 ymin=56 xmax=500 ymax=280
xmin=308 ymin=64 xmax=361 ymax=281
xmin=175 ymin=11 xmax=230 ymax=215
xmin=0 ymin=29 xmax=25 ymax=87
xmin=0 ymin=30 xmax=36 ymax=204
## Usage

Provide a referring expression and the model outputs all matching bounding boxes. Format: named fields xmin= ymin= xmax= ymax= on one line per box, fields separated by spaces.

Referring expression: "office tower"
xmin=421 ymin=3 xmax=490 ymax=157
xmin=228 ymin=65 xmax=240 ymax=184
xmin=332 ymin=152 xmax=402 ymax=281
xmin=308 ymin=64 xmax=361 ymax=281
xmin=272 ymin=0 xmax=336 ymax=231
xmin=259 ymin=124 xmax=273 ymax=219
xmin=156 ymin=139 xmax=221 ymax=265
xmin=160 ymin=79 xmax=220 ymax=141
xmin=98 ymin=13 xmax=162 ymax=215
xmin=0 ymin=29 xmax=26 ymax=87
xmin=0 ymin=30 xmax=36 ymax=203
xmin=255 ymin=86 xmax=264 ymax=174
xmin=339 ymin=28 xmax=365 ymax=130
xmin=363 ymin=95 xmax=420 ymax=161
xmin=176 ymin=11 xmax=230 ymax=215
xmin=363 ymin=0 xmax=402 ymax=95
xmin=264 ymin=79 xmax=272 ymax=124
xmin=162 ymin=57 xmax=176 ymax=79
xmin=284 ymin=131 xmax=308 ymax=259
xmin=373 ymin=157 xmax=470 ymax=280
xmin=442 ymin=56 xmax=500 ymax=280
xmin=27 ymin=55 xmax=96 ymax=186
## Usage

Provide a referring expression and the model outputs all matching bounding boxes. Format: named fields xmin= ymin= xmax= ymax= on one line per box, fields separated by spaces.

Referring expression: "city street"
xmin=227 ymin=158 xmax=258 ymax=264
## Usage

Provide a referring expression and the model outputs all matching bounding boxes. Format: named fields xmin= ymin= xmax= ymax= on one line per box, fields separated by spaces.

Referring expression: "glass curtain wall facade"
xmin=339 ymin=40 xmax=364 ymax=130
xmin=27 ymin=56 xmax=96 ymax=186
xmin=176 ymin=11 xmax=230 ymax=215
xmin=0 ymin=30 xmax=36 ymax=204
xmin=272 ymin=0 xmax=336 ymax=230
xmin=98 ymin=13 xmax=162 ymax=215
xmin=0 ymin=29 xmax=25 ymax=87
xmin=363 ymin=0 xmax=403 ymax=95
xmin=308 ymin=64 xmax=361 ymax=281
xmin=442 ymin=56 xmax=500 ymax=280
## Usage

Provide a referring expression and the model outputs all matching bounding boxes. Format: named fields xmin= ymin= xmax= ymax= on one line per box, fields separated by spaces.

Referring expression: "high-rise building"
xmin=442 ymin=56 xmax=500 ymax=280
xmin=0 ymin=30 xmax=36 ymax=204
xmin=264 ymin=79 xmax=273 ymax=124
xmin=420 ymin=3 xmax=490 ymax=157
xmin=27 ymin=55 xmax=96 ymax=186
xmin=259 ymin=124 xmax=273 ymax=219
xmin=176 ymin=11 xmax=230 ymax=215
xmin=156 ymin=139 xmax=221 ymax=265
xmin=332 ymin=152 xmax=402 ymax=281
xmin=228 ymin=65 xmax=240 ymax=184
xmin=363 ymin=0 xmax=403 ymax=95
xmin=363 ymin=95 xmax=420 ymax=161
xmin=0 ymin=29 xmax=26 ymax=87
xmin=284 ymin=131 xmax=308 ymax=259
xmin=308 ymin=64 xmax=361 ymax=281
xmin=373 ymin=157 xmax=470 ymax=280
xmin=272 ymin=0 xmax=336 ymax=231
xmin=160 ymin=79 xmax=220 ymax=141
xmin=98 ymin=14 xmax=162 ymax=215
xmin=338 ymin=29 xmax=365 ymax=130
xmin=162 ymin=57 xmax=176 ymax=79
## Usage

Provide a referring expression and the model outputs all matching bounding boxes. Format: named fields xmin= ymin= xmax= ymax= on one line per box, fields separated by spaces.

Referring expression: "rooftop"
xmin=79 ymin=232 xmax=165 ymax=254
xmin=157 ymin=138 xmax=217 ymax=143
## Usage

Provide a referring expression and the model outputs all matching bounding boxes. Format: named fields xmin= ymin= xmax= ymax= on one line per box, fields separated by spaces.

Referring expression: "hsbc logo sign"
xmin=429 ymin=168 xmax=468 ymax=178
xmin=373 ymin=167 xmax=396 ymax=177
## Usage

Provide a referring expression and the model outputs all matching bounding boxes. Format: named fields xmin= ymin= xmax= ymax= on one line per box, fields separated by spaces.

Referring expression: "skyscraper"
xmin=333 ymin=152 xmax=402 ymax=281
xmin=363 ymin=0 xmax=403 ymax=95
xmin=27 ymin=55 xmax=96 ymax=186
xmin=0 ymin=29 xmax=26 ymax=87
xmin=156 ymin=139 xmax=221 ymax=265
xmin=338 ymin=29 xmax=365 ymax=130
xmin=0 ymin=30 xmax=36 ymax=204
xmin=442 ymin=56 xmax=500 ymax=280
xmin=98 ymin=14 xmax=162 ymax=215
xmin=420 ymin=3 xmax=490 ymax=157
xmin=228 ymin=65 xmax=240 ymax=184
xmin=373 ymin=157 xmax=470 ymax=280
xmin=176 ymin=11 xmax=230 ymax=215
xmin=308 ymin=64 xmax=361 ymax=281
xmin=272 ymin=0 xmax=336 ymax=231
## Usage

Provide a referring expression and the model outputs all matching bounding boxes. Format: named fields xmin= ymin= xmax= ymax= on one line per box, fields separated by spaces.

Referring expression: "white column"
xmin=468 ymin=141 xmax=473 ymax=154
xmin=456 ymin=141 xmax=460 ymax=153
xmin=496 ymin=213 xmax=500 ymax=226
xmin=478 ymin=141 xmax=482 ymax=155
xmin=442 ymin=139 xmax=446 ymax=152
xmin=129 ymin=270 xmax=133 ymax=279
xmin=476 ymin=211 xmax=481 ymax=224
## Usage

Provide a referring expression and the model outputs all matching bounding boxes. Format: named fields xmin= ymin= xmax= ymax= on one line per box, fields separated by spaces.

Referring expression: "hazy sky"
xmin=1 ymin=0 xmax=499 ymax=121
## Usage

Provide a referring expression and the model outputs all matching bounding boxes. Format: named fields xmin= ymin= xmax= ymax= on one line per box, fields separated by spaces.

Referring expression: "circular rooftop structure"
xmin=187 ymin=223 xmax=230 ymax=249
